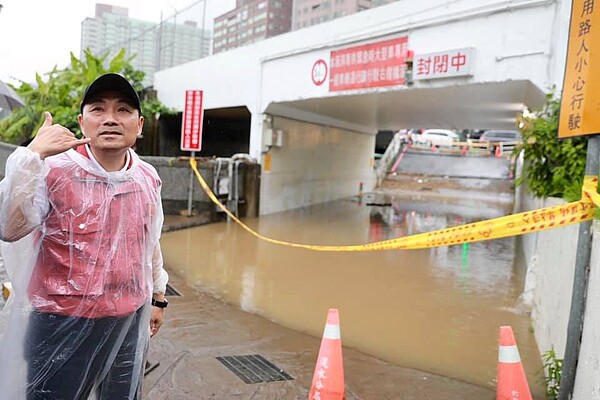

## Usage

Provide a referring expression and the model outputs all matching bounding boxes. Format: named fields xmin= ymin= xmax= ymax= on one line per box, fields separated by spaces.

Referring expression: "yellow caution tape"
xmin=190 ymin=158 xmax=598 ymax=251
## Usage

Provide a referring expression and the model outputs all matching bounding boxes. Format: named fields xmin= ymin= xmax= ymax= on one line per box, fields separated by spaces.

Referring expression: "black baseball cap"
xmin=80 ymin=73 xmax=141 ymax=114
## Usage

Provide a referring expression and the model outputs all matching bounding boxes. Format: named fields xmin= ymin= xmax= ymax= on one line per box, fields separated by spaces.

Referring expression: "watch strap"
xmin=151 ymin=298 xmax=168 ymax=308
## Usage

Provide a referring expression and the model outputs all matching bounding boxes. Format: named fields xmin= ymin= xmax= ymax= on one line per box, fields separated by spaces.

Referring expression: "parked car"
xmin=462 ymin=129 xmax=485 ymax=140
xmin=416 ymin=129 xmax=460 ymax=147
xmin=479 ymin=130 xmax=521 ymax=153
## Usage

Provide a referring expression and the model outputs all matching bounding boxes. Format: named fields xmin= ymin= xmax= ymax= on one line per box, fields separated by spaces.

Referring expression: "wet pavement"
xmin=154 ymin=177 xmax=545 ymax=399
xmin=144 ymin=267 xmax=497 ymax=399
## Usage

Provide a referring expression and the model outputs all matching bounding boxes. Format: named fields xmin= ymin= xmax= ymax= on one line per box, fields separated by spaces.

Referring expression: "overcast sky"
xmin=0 ymin=0 xmax=235 ymax=84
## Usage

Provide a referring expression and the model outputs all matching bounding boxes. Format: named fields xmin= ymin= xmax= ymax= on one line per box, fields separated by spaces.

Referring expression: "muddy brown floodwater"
xmin=160 ymin=182 xmax=545 ymax=398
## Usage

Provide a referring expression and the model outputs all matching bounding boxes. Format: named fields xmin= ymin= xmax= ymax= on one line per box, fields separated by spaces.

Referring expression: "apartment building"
xmin=213 ymin=0 xmax=293 ymax=54
xmin=81 ymin=3 xmax=211 ymax=87
xmin=372 ymin=0 xmax=398 ymax=5
xmin=292 ymin=0 xmax=398 ymax=30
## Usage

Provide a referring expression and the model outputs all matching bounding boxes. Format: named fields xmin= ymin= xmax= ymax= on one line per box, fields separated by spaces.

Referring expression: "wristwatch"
xmin=151 ymin=298 xmax=168 ymax=308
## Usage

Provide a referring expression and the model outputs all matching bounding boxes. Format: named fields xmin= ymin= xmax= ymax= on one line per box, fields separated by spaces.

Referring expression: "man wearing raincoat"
xmin=0 ymin=73 xmax=169 ymax=399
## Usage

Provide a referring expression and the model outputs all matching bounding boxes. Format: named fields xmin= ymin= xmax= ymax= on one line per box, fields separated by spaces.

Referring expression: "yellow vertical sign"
xmin=559 ymin=0 xmax=600 ymax=138
xmin=264 ymin=152 xmax=272 ymax=172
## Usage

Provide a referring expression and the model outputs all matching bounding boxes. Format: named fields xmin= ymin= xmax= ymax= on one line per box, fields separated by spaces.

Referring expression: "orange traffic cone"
xmin=495 ymin=145 xmax=502 ymax=158
xmin=496 ymin=326 xmax=532 ymax=400
xmin=308 ymin=308 xmax=345 ymax=400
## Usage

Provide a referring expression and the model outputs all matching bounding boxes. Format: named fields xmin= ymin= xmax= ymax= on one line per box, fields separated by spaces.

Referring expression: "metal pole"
xmin=170 ymin=6 xmax=177 ymax=68
xmin=169 ymin=10 xmax=177 ymax=68
xmin=559 ymin=136 xmax=600 ymax=399
xmin=187 ymin=151 xmax=196 ymax=217
xmin=201 ymin=0 xmax=207 ymax=57
xmin=156 ymin=11 xmax=163 ymax=72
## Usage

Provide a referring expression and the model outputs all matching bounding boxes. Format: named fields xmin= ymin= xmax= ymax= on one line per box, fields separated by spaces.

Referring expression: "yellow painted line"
xmin=190 ymin=158 xmax=597 ymax=251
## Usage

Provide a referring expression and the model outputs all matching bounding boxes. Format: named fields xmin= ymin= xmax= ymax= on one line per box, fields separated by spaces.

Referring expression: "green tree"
xmin=0 ymin=49 xmax=175 ymax=151
xmin=516 ymin=93 xmax=588 ymax=201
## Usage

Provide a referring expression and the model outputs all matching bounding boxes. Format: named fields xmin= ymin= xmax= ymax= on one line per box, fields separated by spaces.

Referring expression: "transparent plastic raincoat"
xmin=0 ymin=145 xmax=168 ymax=399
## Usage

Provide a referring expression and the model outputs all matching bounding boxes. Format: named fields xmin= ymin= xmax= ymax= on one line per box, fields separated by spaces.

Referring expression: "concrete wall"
xmin=143 ymin=156 xmax=216 ymax=215
xmin=519 ymin=194 xmax=577 ymax=359
xmin=260 ymin=116 xmax=375 ymax=214
xmin=516 ymin=171 xmax=600 ymax=398
xmin=0 ymin=142 xmax=16 ymax=177
xmin=573 ymin=220 xmax=600 ymax=398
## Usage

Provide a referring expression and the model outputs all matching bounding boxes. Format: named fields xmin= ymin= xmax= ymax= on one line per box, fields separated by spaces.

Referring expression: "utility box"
xmin=264 ymin=128 xmax=283 ymax=148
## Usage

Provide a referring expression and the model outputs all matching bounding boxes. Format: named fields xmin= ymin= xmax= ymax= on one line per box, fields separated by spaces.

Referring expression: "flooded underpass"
xmin=160 ymin=174 xmax=546 ymax=398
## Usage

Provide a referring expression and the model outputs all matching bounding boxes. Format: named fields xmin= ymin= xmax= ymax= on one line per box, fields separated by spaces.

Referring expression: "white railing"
xmin=376 ymin=132 xmax=406 ymax=186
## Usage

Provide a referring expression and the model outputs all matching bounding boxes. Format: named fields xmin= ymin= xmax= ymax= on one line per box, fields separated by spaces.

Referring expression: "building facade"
xmin=213 ymin=0 xmax=293 ymax=54
xmin=81 ymin=3 xmax=211 ymax=87
xmin=292 ymin=0 xmax=397 ymax=30
xmin=371 ymin=0 xmax=398 ymax=5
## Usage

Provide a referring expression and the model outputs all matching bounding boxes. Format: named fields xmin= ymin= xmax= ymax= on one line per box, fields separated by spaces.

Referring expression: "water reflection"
xmin=160 ymin=191 xmax=544 ymax=396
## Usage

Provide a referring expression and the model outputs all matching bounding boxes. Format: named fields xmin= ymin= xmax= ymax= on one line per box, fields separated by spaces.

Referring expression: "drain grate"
xmin=216 ymin=354 xmax=294 ymax=384
xmin=165 ymin=283 xmax=181 ymax=296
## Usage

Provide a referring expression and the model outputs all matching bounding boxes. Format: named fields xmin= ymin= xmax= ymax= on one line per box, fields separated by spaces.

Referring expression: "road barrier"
xmin=190 ymin=158 xmax=598 ymax=252
xmin=410 ymin=140 xmax=521 ymax=157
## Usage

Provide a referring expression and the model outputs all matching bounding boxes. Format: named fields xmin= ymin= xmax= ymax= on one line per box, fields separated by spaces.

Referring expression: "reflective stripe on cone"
xmin=496 ymin=326 xmax=532 ymax=400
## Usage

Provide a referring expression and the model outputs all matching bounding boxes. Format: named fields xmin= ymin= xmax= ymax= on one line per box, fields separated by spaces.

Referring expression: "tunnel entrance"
xmin=156 ymin=106 xmax=251 ymax=158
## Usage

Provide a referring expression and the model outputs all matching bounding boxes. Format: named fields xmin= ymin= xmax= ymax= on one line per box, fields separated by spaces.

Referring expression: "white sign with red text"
xmin=413 ymin=48 xmax=475 ymax=80
xmin=180 ymin=90 xmax=204 ymax=152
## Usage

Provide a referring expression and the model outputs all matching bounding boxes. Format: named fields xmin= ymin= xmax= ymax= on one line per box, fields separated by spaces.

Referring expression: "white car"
xmin=417 ymin=129 xmax=460 ymax=147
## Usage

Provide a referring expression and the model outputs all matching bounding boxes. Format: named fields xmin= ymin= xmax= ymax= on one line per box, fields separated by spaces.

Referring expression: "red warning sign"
xmin=180 ymin=90 xmax=204 ymax=152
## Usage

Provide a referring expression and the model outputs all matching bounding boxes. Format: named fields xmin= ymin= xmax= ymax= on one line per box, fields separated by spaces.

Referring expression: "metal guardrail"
xmin=375 ymin=137 xmax=522 ymax=187
xmin=410 ymin=140 xmax=521 ymax=156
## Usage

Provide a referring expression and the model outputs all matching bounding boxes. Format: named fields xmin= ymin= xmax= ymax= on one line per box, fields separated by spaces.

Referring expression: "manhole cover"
xmin=216 ymin=354 xmax=294 ymax=384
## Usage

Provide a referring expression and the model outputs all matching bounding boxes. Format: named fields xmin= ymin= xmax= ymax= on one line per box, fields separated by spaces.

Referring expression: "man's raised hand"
xmin=27 ymin=112 xmax=91 ymax=160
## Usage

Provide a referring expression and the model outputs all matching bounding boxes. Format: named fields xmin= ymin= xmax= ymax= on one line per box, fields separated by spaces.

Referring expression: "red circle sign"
xmin=312 ymin=59 xmax=328 ymax=86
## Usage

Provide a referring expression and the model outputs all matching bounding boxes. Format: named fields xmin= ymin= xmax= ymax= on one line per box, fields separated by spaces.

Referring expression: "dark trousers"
xmin=25 ymin=307 xmax=148 ymax=400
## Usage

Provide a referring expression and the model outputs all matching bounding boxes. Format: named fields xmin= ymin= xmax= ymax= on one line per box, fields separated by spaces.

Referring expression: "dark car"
xmin=479 ymin=130 xmax=521 ymax=153
xmin=462 ymin=129 xmax=485 ymax=140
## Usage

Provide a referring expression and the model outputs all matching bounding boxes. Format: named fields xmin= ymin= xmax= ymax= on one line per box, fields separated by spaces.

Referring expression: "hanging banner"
xmin=329 ymin=36 xmax=409 ymax=92
xmin=559 ymin=0 xmax=600 ymax=138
